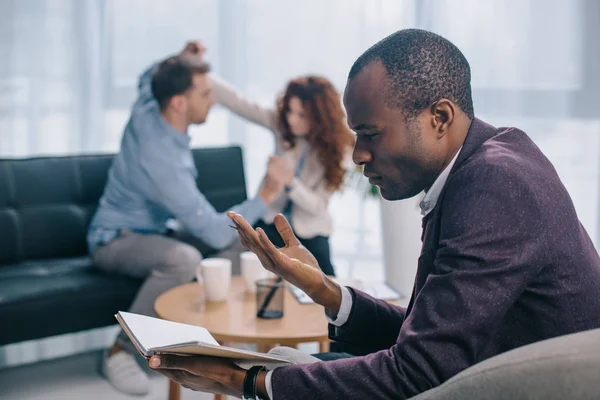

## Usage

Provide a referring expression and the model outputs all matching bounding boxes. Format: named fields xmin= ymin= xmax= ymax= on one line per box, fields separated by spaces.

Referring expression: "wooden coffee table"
xmin=154 ymin=277 xmax=330 ymax=400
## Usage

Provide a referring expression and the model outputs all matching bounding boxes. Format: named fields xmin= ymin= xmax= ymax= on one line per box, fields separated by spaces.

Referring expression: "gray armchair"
xmin=413 ymin=328 xmax=600 ymax=400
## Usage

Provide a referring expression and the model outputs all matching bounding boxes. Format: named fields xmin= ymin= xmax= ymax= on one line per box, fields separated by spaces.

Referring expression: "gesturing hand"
xmin=179 ymin=41 xmax=206 ymax=66
xmin=228 ymin=212 xmax=342 ymax=314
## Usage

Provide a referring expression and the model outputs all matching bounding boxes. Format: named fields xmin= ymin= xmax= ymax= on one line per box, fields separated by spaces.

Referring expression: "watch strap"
xmin=243 ymin=365 xmax=266 ymax=400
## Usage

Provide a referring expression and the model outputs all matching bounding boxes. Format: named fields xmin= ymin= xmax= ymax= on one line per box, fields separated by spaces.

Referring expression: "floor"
xmin=0 ymin=349 xmax=214 ymax=400
xmin=0 ymin=327 xmax=322 ymax=400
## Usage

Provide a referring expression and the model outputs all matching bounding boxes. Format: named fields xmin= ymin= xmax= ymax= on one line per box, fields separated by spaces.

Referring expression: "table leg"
xmin=168 ymin=380 xmax=181 ymax=400
xmin=319 ymin=341 xmax=329 ymax=353
xmin=257 ymin=343 xmax=273 ymax=353
xmin=173 ymin=379 xmax=225 ymax=400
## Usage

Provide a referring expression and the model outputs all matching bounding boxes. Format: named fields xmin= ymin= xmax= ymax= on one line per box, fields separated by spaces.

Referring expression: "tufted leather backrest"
xmin=0 ymin=146 xmax=248 ymax=266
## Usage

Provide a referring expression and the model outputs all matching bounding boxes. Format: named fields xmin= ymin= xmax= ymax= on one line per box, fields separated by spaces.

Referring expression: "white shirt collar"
xmin=419 ymin=147 xmax=462 ymax=217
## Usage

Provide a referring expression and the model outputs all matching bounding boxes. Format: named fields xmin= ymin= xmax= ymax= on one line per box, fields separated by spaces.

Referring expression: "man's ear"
xmin=169 ymin=94 xmax=185 ymax=113
xmin=429 ymin=99 xmax=455 ymax=138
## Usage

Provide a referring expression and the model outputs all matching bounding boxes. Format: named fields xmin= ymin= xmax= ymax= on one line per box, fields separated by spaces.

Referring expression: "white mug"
xmin=198 ymin=258 xmax=232 ymax=302
xmin=240 ymin=252 xmax=268 ymax=293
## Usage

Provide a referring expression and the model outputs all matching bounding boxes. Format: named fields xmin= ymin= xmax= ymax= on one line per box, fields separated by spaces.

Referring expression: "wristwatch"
xmin=243 ymin=365 xmax=267 ymax=400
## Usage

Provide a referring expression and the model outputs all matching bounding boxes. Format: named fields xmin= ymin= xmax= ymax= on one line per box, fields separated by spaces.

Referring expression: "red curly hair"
xmin=276 ymin=76 xmax=355 ymax=191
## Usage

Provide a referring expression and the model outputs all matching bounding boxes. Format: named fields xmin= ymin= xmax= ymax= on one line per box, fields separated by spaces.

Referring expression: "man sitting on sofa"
xmin=87 ymin=42 xmax=286 ymax=396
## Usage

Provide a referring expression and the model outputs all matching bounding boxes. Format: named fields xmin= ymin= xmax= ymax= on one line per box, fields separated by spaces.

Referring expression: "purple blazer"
xmin=272 ymin=118 xmax=600 ymax=399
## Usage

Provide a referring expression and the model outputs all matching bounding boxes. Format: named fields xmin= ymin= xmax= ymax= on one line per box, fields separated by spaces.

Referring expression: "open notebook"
xmin=115 ymin=311 xmax=290 ymax=366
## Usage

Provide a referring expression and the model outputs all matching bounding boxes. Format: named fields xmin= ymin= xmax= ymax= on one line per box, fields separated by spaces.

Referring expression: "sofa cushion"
xmin=0 ymin=209 xmax=20 ymax=265
xmin=0 ymin=257 xmax=141 ymax=346
xmin=0 ymin=156 xmax=108 ymax=265
xmin=191 ymin=147 xmax=247 ymax=211
xmin=11 ymin=158 xmax=80 ymax=206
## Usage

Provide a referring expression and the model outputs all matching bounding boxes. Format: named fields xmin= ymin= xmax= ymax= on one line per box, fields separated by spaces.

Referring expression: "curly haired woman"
xmin=212 ymin=74 xmax=355 ymax=276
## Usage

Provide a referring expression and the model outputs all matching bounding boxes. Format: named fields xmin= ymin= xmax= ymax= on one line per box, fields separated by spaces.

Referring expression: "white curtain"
xmin=424 ymin=0 xmax=600 ymax=244
xmin=1 ymin=0 xmax=598 ymax=366
xmin=3 ymin=0 xmax=596 ymax=264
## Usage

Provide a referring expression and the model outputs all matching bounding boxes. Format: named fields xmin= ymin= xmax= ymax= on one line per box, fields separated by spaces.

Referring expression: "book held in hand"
xmin=115 ymin=311 xmax=290 ymax=366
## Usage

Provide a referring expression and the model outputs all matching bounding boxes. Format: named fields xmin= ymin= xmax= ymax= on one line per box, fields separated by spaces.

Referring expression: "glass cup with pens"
xmin=255 ymin=277 xmax=284 ymax=319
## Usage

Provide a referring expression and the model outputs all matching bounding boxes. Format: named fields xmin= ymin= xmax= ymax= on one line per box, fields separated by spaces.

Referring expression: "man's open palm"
xmin=227 ymin=212 xmax=325 ymax=293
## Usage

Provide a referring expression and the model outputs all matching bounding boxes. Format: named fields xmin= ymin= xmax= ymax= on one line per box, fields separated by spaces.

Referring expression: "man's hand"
xmin=258 ymin=174 xmax=284 ymax=205
xmin=149 ymin=354 xmax=246 ymax=397
xmin=228 ymin=212 xmax=342 ymax=315
xmin=179 ymin=41 xmax=206 ymax=66
xmin=258 ymin=156 xmax=291 ymax=205
xmin=268 ymin=155 xmax=295 ymax=186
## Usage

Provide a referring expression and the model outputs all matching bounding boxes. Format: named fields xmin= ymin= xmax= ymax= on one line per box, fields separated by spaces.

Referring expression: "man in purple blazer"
xmin=147 ymin=29 xmax=600 ymax=399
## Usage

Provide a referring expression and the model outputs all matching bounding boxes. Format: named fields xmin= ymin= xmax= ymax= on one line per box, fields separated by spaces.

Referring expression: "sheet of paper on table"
xmin=288 ymin=281 xmax=401 ymax=305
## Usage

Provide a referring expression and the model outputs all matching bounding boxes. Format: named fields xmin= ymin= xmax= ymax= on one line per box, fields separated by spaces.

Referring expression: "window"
xmin=1 ymin=0 xmax=598 ymax=276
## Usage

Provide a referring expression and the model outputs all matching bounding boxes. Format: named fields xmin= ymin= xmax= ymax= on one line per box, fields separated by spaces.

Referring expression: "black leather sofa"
xmin=0 ymin=146 xmax=248 ymax=346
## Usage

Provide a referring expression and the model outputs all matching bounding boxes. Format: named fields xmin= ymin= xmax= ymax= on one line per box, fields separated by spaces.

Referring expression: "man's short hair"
xmin=151 ymin=56 xmax=211 ymax=110
xmin=348 ymin=29 xmax=474 ymax=120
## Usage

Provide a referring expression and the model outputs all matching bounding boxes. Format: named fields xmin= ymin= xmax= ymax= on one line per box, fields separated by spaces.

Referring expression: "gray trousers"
xmin=92 ymin=229 xmax=245 ymax=354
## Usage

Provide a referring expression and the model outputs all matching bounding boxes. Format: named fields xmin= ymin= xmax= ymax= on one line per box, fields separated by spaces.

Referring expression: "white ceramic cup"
xmin=198 ymin=258 xmax=232 ymax=302
xmin=240 ymin=252 xmax=268 ymax=293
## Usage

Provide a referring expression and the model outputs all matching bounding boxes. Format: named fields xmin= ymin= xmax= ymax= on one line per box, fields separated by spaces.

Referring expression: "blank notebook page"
xmin=119 ymin=311 xmax=220 ymax=352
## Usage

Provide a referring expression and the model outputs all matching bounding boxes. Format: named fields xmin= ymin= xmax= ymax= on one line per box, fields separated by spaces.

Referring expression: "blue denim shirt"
xmin=87 ymin=63 xmax=267 ymax=253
